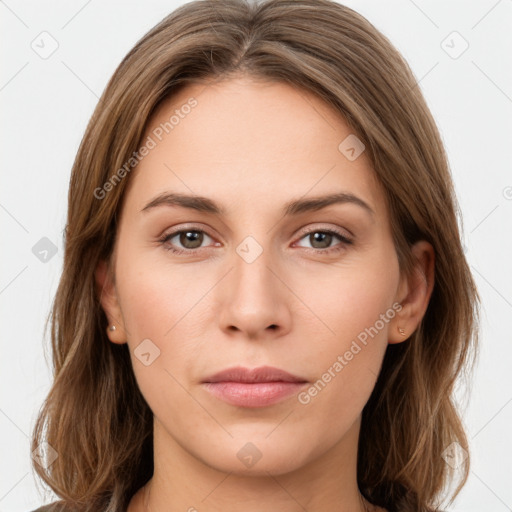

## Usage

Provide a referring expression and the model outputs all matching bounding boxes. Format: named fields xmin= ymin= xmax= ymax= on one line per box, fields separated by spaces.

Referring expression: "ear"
xmin=388 ymin=240 xmax=435 ymax=344
xmin=94 ymin=259 xmax=127 ymax=344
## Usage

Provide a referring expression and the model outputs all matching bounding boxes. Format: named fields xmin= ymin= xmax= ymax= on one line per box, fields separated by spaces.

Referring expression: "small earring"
xmin=398 ymin=327 xmax=406 ymax=336
xmin=108 ymin=325 xmax=116 ymax=332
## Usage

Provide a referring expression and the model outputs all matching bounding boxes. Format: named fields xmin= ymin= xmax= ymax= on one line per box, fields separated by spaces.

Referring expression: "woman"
xmin=30 ymin=0 xmax=479 ymax=511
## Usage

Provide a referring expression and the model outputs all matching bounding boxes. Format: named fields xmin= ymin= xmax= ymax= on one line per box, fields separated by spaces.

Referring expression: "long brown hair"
xmin=31 ymin=1 xmax=479 ymax=511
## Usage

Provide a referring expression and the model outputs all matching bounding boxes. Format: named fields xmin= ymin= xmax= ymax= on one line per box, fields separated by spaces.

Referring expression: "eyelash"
xmin=158 ymin=226 xmax=353 ymax=256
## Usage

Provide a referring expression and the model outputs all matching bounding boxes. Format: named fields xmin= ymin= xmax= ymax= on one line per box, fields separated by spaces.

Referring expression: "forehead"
xmin=122 ymin=76 xmax=386 ymax=220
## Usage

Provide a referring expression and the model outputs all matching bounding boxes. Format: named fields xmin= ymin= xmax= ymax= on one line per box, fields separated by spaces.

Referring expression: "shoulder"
xmin=30 ymin=496 xmax=119 ymax=512
xmin=29 ymin=500 xmax=115 ymax=512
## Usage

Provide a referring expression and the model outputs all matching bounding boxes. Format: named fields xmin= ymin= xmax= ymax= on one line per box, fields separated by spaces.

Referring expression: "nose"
xmin=217 ymin=245 xmax=292 ymax=341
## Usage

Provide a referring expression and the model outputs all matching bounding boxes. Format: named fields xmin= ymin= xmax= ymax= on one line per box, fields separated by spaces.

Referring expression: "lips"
xmin=202 ymin=365 xmax=308 ymax=384
xmin=202 ymin=366 xmax=308 ymax=408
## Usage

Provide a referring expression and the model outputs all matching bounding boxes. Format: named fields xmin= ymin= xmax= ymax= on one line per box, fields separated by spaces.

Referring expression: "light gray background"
xmin=1 ymin=1 xmax=511 ymax=511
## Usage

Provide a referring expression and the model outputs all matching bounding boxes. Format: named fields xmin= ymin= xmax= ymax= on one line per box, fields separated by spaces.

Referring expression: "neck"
xmin=129 ymin=415 xmax=375 ymax=512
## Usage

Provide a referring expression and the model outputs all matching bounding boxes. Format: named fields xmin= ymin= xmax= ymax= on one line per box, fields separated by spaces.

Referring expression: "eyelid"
xmin=294 ymin=223 xmax=353 ymax=241
xmin=160 ymin=222 xmax=217 ymax=239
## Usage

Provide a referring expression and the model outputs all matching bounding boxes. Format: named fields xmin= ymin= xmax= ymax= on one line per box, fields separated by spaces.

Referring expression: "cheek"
xmin=293 ymin=249 xmax=398 ymax=422
xmin=116 ymin=244 xmax=208 ymax=340
xmin=116 ymin=268 xmax=204 ymax=436
xmin=114 ymin=249 xmax=215 ymax=408
xmin=294 ymin=249 xmax=399 ymax=350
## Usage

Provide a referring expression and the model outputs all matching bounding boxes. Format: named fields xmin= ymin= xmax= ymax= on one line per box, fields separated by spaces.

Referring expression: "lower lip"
xmin=202 ymin=381 xmax=308 ymax=407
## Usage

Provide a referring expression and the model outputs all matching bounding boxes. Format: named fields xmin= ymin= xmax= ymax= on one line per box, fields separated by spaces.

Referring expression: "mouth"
xmin=202 ymin=365 xmax=309 ymax=408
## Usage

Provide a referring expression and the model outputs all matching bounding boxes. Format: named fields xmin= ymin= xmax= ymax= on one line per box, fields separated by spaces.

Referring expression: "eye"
xmin=159 ymin=228 xmax=217 ymax=255
xmin=294 ymin=228 xmax=353 ymax=253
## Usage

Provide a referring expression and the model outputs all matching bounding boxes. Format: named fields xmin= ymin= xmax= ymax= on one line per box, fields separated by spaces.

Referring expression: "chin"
xmin=191 ymin=435 xmax=314 ymax=476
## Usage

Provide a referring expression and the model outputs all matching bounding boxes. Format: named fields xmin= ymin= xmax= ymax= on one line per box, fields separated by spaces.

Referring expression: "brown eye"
xmin=160 ymin=228 xmax=215 ymax=254
xmin=309 ymin=231 xmax=333 ymax=249
xmin=295 ymin=228 xmax=353 ymax=253
xmin=177 ymin=230 xmax=204 ymax=249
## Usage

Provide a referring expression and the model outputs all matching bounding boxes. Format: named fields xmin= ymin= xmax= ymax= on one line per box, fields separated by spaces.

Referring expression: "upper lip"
xmin=202 ymin=365 xmax=308 ymax=383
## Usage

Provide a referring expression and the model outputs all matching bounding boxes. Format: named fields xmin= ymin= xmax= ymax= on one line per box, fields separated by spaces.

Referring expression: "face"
xmin=97 ymin=75 xmax=427 ymax=476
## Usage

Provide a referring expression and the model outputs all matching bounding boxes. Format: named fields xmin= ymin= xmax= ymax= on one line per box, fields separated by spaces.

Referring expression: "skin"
xmin=95 ymin=75 xmax=434 ymax=512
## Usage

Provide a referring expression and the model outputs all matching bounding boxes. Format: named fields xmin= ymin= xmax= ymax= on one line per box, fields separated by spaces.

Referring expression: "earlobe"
xmin=389 ymin=240 xmax=435 ymax=344
xmin=94 ymin=259 xmax=127 ymax=344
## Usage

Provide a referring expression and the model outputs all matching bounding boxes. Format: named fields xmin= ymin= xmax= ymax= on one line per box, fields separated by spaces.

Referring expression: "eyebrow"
xmin=141 ymin=191 xmax=375 ymax=217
